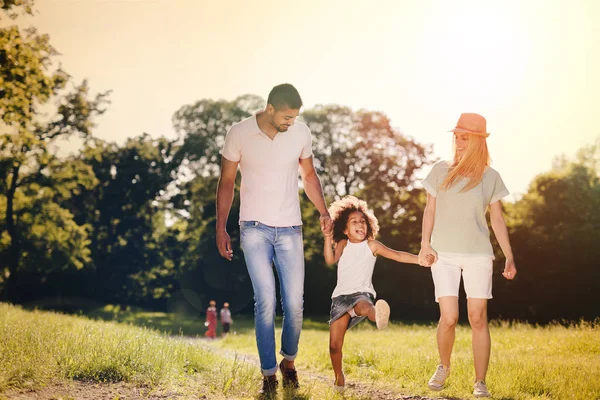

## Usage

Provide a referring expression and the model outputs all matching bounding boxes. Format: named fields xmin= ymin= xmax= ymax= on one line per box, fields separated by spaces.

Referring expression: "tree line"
xmin=1 ymin=1 xmax=598 ymax=322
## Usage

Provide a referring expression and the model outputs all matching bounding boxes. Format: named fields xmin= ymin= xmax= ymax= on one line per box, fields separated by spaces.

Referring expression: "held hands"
xmin=418 ymin=245 xmax=438 ymax=268
xmin=216 ymin=229 xmax=233 ymax=261
xmin=320 ymin=214 xmax=333 ymax=238
xmin=502 ymin=258 xmax=517 ymax=280
xmin=419 ymin=253 xmax=435 ymax=267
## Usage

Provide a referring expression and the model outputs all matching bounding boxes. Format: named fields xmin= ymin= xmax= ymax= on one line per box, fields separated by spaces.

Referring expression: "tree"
xmin=0 ymin=11 xmax=110 ymax=300
xmin=168 ymin=95 xmax=265 ymax=312
xmin=0 ymin=0 xmax=34 ymax=20
xmin=67 ymin=135 xmax=181 ymax=307
xmin=498 ymin=141 xmax=600 ymax=320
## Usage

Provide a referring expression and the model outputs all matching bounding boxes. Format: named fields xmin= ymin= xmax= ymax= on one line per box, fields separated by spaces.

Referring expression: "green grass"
xmin=0 ymin=303 xmax=259 ymax=398
xmin=0 ymin=304 xmax=366 ymax=399
xmin=214 ymin=318 xmax=600 ymax=399
xmin=2 ymin=302 xmax=600 ymax=399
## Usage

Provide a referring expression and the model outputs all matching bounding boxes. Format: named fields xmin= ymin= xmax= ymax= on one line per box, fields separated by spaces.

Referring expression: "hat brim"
xmin=448 ymin=128 xmax=490 ymax=138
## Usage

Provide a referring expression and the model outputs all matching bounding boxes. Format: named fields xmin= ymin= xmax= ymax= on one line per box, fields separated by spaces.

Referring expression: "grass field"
xmin=1 ymin=303 xmax=599 ymax=399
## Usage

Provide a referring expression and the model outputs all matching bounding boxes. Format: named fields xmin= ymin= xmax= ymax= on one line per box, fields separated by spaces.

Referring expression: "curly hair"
xmin=328 ymin=196 xmax=379 ymax=244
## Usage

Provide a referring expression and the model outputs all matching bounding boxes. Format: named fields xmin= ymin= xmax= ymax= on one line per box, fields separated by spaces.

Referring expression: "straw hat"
xmin=448 ymin=113 xmax=490 ymax=138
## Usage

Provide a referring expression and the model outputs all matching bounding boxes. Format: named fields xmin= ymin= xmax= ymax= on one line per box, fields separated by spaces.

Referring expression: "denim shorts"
xmin=328 ymin=292 xmax=374 ymax=329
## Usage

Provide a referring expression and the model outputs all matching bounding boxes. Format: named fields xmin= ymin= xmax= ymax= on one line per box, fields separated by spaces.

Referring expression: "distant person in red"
xmin=220 ymin=302 xmax=233 ymax=337
xmin=205 ymin=300 xmax=217 ymax=339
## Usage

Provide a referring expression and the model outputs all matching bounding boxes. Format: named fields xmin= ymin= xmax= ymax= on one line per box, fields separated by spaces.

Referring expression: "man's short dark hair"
xmin=267 ymin=83 xmax=303 ymax=110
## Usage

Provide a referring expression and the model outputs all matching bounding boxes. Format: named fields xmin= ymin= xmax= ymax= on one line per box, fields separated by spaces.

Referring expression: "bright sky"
xmin=5 ymin=0 xmax=599 ymax=196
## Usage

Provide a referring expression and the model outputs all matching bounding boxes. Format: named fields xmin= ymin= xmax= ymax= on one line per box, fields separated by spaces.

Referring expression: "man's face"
xmin=268 ymin=105 xmax=300 ymax=132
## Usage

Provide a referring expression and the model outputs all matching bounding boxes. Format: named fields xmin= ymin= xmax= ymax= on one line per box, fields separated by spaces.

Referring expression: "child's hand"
xmin=419 ymin=253 xmax=435 ymax=267
xmin=322 ymin=221 xmax=334 ymax=239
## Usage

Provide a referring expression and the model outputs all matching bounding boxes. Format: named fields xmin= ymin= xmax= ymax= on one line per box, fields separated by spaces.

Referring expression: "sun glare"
xmin=420 ymin=5 xmax=530 ymax=109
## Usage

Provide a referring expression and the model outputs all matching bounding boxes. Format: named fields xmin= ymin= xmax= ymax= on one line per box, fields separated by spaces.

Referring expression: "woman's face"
xmin=454 ymin=132 xmax=470 ymax=157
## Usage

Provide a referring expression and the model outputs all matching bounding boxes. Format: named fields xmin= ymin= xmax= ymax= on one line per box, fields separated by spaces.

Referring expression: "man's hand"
xmin=216 ymin=229 xmax=233 ymax=261
xmin=320 ymin=214 xmax=333 ymax=236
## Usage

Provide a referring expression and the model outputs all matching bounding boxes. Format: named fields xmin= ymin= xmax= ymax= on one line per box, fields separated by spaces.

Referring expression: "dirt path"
xmin=192 ymin=338 xmax=447 ymax=400
xmin=2 ymin=381 xmax=200 ymax=400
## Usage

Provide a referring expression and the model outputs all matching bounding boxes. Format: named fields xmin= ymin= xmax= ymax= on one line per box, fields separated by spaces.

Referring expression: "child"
xmin=220 ymin=302 xmax=233 ymax=337
xmin=323 ymin=196 xmax=433 ymax=390
xmin=205 ymin=300 xmax=217 ymax=339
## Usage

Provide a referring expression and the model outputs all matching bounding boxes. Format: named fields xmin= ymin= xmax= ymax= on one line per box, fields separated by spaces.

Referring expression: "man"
xmin=216 ymin=83 xmax=331 ymax=394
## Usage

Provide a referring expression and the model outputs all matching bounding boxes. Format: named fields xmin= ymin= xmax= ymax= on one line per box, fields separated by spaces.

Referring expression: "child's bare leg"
xmin=353 ymin=300 xmax=376 ymax=322
xmin=329 ymin=314 xmax=350 ymax=386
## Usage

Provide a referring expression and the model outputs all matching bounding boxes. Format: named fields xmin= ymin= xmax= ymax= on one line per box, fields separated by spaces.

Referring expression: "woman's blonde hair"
xmin=440 ymin=134 xmax=490 ymax=192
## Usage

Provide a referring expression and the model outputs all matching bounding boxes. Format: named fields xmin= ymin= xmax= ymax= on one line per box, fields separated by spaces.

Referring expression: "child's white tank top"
xmin=331 ymin=240 xmax=377 ymax=298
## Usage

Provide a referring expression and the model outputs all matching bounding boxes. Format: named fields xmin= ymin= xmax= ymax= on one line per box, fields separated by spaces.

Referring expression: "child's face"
xmin=344 ymin=211 xmax=368 ymax=242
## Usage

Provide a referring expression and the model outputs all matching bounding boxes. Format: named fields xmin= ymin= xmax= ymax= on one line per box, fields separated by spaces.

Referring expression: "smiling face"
xmin=454 ymin=132 xmax=470 ymax=158
xmin=343 ymin=210 xmax=368 ymax=242
xmin=267 ymin=104 xmax=299 ymax=132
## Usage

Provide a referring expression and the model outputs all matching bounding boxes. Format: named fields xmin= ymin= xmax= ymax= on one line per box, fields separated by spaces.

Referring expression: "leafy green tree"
xmin=0 ymin=11 xmax=109 ymax=299
xmin=497 ymin=141 xmax=600 ymax=320
xmin=67 ymin=135 xmax=181 ymax=307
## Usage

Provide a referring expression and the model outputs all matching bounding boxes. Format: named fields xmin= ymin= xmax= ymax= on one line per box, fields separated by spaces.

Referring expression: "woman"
xmin=419 ymin=113 xmax=517 ymax=398
xmin=205 ymin=300 xmax=218 ymax=339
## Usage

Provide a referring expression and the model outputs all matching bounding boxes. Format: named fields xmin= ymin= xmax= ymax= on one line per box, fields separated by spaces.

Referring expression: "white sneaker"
xmin=473 ymin=380 xmax=491 ymax=397
xmin=333 ymin=384 xmax=345 ymax=393
xmin=374 ymin=299 xmax=390 ymax=330
xmin=427 ymin=364 xmax=450 ymax=391
xmin=333 ymin=372 xmax=345 ymax=392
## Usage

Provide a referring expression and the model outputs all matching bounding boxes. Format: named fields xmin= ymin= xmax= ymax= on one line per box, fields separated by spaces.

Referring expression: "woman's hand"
xmin=502 ymin=258 xmax=517 ymax=280
xmin=418 ymin=245 xmax=438 ymax=267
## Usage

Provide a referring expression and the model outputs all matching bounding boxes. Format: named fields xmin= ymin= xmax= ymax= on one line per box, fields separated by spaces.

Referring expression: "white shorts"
xmin=431 ymin=253 xmax=493 ymax=302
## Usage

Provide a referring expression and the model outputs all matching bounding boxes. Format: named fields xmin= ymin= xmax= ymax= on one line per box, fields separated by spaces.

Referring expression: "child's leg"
xmin=354 ymin=299 xmax=390 ymax=329
xmin=353 ymin=299 xmax=376 ymax=322
xmin=329 ymin=314 xmax=350 ymax=386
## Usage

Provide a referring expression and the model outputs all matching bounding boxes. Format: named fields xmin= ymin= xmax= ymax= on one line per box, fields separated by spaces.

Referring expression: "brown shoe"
xmin=279 ymin=361 xmax=299 ymax=389
xmin=259 ymin=374 xmax=278 ymax=395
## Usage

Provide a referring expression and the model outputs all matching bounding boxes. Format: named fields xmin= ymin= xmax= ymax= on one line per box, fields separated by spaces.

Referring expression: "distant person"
xmin=204 ymin=300 xmax=217 ymax=339
xmin=216 ymin=83 xmax=332 ymax=394
xmin=220 ymin=302 xmax=233 ymax=337
xmin=418 ymin=113 xmax=517 ymax=398
xmin=322 ymin=195 xmax=433 ymax=391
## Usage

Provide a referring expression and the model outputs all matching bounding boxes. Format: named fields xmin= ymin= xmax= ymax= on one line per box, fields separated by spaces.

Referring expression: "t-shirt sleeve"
xmin=489 ymin=172 xmax=510 ymax=204
xmin=222 ymin=126 xmax=241 ymax=162
xmin=300 ymin=126 xmax=313 ymax=159
xmin=422 ymin=162 xmax=442 ymax=197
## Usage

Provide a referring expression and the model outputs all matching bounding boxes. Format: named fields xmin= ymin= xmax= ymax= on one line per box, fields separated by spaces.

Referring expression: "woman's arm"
xmin=490 ymin=201 xmax=517 ymax=280
xmin=418 ymin=193 xmax=438 ymax=265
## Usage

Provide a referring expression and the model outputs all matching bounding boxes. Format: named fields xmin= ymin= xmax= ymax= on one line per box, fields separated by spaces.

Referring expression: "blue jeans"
xmin=240 ymin=220 xmax=305 ymax=376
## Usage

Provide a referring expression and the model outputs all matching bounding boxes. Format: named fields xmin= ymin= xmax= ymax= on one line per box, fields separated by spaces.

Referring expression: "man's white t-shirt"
xmin=221 ymin=115 xmax=313 ymax=227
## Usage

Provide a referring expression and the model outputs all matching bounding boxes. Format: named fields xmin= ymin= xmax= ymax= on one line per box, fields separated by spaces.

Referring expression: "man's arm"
xmin=299 ymin=156 xmax=331 ymax=231
xmin=216 ymin=157 xmax=239 ymax=261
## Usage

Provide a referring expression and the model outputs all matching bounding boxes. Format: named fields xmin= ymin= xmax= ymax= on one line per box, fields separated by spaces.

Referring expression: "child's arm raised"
xmin=324 ymin=236 xmax=347 ymax=266
xmin=368 ymin=240 xmax=420 ymax=265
